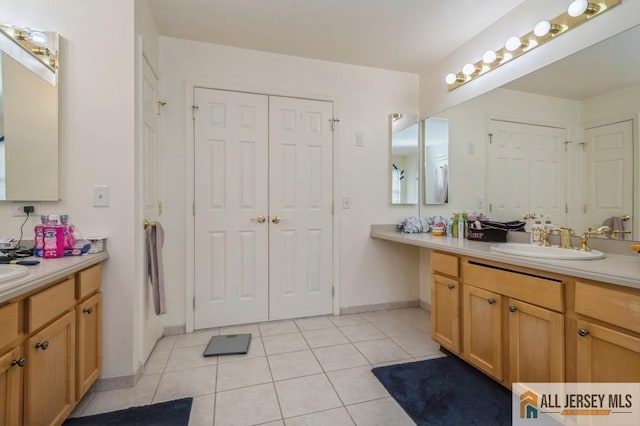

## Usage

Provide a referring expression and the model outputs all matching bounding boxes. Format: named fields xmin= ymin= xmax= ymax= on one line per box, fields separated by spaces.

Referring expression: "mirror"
xmin=424 ymin=117 xmax=449 ymax=204
xmin=434 ymin=24 xmax=640 ymax=239
xmin=390 ymin=113 xmax=419 ymax=205
xmin=0 ymin=25 xmax=59 ymax=201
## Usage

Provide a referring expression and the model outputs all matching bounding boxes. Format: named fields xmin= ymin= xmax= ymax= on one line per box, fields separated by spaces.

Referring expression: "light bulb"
xmin=534 ymin=21 xmax=552 ymax=37
xmin=28 ymin=31 xmax=48 ymax=46
xmin=505 ymin=36 xmax=526 ymax=52
xmin=483 ymin=50 xmax=497 ymax=64
xmin=462 ymin=63 xmax=478 ymax=76
xmin=445 ymin=73 xmax=458 ymax=85
xmin=568 ymin=0 xmax=589 ymax=16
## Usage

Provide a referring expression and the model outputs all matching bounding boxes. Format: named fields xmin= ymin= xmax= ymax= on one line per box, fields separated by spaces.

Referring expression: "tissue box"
xmin=87 ymin=237 xmax=107 ymax=254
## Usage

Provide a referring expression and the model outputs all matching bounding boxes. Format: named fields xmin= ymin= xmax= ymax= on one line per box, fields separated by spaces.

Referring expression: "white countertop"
xmin=0 ymin=251 xmax=110 ymax=304
xmin=370 ymin=225 xmax=640 ymax=290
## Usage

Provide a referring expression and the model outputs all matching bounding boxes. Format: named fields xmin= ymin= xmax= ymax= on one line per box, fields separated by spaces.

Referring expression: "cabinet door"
xmin=576 ymin=320 xmax=640 ymax=382
xmin=508 ymin=299 xmax=564 ymax=384
xmin=463 ymin=285 xmax=503 ymax=380
xmin=77 ymin=292 xmax=102 ymax=400
xmin=431 ymin=274 xmax=460 ymax=353
xmin=25 ymin=311 xmax=75 ymax=426
xmin=0 ymin=347 xmax=23 ymax=426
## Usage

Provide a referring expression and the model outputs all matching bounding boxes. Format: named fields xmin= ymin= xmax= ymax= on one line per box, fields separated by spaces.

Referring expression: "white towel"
xmin=146 ymin=222 xmax=166 ymax=315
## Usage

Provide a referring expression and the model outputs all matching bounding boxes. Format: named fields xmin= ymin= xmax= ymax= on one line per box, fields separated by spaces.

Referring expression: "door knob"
xmin=35 ymin=341 xmax=49 ymax=350
xmin=508 ymin=305 xmax=518 ymax=312
xmin=271 ymin=216 xmax=287 ymax=224
xmin=578 ymin=328 xmax=590 ymax=337
xmin=251 ymin=215 xmax=266 ymax=223
xmin=487 ymin=298 xmax=496 ymax=305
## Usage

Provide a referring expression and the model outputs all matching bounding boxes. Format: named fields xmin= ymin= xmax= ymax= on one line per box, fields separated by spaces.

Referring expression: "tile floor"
xmin=70 ymin=307 xmax=445 ymax=425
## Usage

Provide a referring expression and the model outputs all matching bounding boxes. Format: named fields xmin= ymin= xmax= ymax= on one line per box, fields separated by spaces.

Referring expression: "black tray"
xmin=466 ymin=220 xmax=526 ymax=242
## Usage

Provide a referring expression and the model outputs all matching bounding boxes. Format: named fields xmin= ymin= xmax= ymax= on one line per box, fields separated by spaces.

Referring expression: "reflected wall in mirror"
xmin=0 ymin=25 xmax=59 ymax=201
xmin=438 ymin=24 xmax=640 ymax=240
xmin=424 ymin=117 xmax=448 ymax=204
xmin=390 ymin=113 xmax=419 ymax=205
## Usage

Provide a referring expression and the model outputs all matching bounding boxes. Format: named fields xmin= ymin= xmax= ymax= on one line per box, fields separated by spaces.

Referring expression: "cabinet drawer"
xmin=27 ymin=277 xmax=76 ymax=333
xmin=463 ymin=260 xmax=564 ymax=312
xmin=77 ymin=263 xmax=103 ymax=300
xmin=575 ymin=281 xmax=640 ymax=334
xmin=432 ymin=251 xmax=459 ymax=277
xmin=0 ymin=302 xmax=19 ymax=350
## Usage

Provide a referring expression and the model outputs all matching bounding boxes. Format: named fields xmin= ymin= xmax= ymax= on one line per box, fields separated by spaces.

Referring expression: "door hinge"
xmin=158 ymin=201 xmax=163 ymax=216
xmin=193 ymin=297 xmax=195 ymax=310
xmin=332 ymin=286 xmax=335 ymax=298
xmin=579 ymin=142 xmax=586 ymax=152
xmin=328 ymin=118 xmax=340 ymax=131
xmin=156 ymin=101 xmax=167 ymax=116
xmin=565 ymin=204 xmax=569 ymax=214
xmin=489 ymin=203 xmax=492 ymax=213
xmin=331 ymin=202 xmax=334 ymax=215
xmin=583 ymin=204 xmax=587 ymax=214
xmin=192 ymin=105 xmax=199 ymax=120
xmin=488 ymin=133 xmax=493 ymax=144
xmin=564 ymin=141 xmax=572 ymax=152
xmin=193 ymin=202 xmax=196 ymax=216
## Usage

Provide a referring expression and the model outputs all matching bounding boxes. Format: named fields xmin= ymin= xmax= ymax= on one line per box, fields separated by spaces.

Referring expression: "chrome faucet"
xmin=542 ymin=227 xmax=575 ymax=249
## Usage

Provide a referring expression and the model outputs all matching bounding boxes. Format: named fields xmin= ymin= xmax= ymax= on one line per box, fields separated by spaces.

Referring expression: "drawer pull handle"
xmin=11 ymin=357 xmax=26 ymax=368
xmin=35 ymin=341 xmax=49 ymax=350
xmin=487 ymin=298 xmax=496 ymax=305
xmin=447 ymin=284 xmax=455 ymax=290
xmin=508 ymin=305 xmax=518 ymax=313
xmin=578 ymin=328 xmax=590 ymax=337
xmin=83 ymin=307 xmax=94 ymax=314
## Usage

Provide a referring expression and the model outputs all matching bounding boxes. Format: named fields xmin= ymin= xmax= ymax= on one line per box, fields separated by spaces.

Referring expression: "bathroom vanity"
xmin=0 ymin=252 xmax=108 ymax=425
xmin=371 ymin=225 xmax=640 ymax=387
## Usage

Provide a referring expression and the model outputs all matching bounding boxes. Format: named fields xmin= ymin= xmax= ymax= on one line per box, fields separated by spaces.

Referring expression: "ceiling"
xmin=148 ymin=0 xmax=526 ymax=74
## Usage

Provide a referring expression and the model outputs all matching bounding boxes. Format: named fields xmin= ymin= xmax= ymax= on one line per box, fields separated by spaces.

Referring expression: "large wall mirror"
xmin=423 ymin=117 xmax=448 ymax=205
xmin=0 ymin=24 xmax=59 ymax=201
xmin=436 ymin=24 xmax=640 ymax=240
xmin=390 ymin=113 xmax=419 ymax=205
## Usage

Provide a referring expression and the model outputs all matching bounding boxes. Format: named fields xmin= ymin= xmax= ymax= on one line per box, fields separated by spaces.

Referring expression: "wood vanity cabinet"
xmin=430 ymin=252 xmax=461 ymax=354
xmin=461 ymin=259 xmax=565 ymax=386
xmin=0 ymin=261 xmax=103 ymax=426
xmin=570 ymin=280 xmax=640 ymax=382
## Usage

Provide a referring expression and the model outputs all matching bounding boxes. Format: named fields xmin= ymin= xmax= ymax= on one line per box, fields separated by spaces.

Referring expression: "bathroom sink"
xmin=0 ymin=264 xmax=29 ymax=285
xmin=490 ymin=243 xmax=605 ymax=260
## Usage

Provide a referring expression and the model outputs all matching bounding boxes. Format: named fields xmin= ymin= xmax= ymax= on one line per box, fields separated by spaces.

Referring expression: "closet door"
xmin=269 ymin=96 xmax=334 ymax=320
xmin=194 ymin=89 xmax=269 ymax=328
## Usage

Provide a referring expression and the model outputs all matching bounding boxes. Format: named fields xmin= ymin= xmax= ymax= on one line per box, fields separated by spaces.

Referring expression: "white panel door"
xmin=194 ymin=89 xmax=269 ymax=328
xmin=268 ymin=96 xmax=333 ymax=320
xmin=487 ymin=120 xmax=566 ymax=224
xmin=584 ymin=120 xmax=633 ymax=238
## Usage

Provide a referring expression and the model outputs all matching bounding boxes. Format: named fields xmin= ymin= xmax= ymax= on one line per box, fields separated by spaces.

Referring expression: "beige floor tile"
xmin=346 ymin=397 xmax=414 ymax=426
xmin=373 ymin=319 xmax=422 ymax=337
xmin=338 ymin=323 xmax=386 ymax=342
xmin=82 ymin=374 xmax=161 ymax=416
xmin=263 ymin=332 xmax=309 ymax=355
xmin=259 ymin=421 xmax=285 ymax=426
xmin=174 ymin=329 xmax=219 ymax=348
xmin=259 ymin=320 xmax=299 ymax=336
xmin=302 ymin=328 xmax=349 ymax=348
xmin=329 ymin=314 xmax=369 ymax=327
xmin=390 ymin=333 xmax=441 ymax=357
xmin=312 ymin=344 xmax=369 ymax=372
xmin=285 ymin=407 xmax=355 ymax=425
xmin=327 ymin=366 xmax=389 ymax=405
xmin=218 ymin=323 xmax=261 ymax=337
xmin=217 ymin=336 xmax=266 ymax=364
xmin=154 ymin=335 xmax=177 ymax=351
xmin=154 ymin=365 xmax=216 ymax=403
xmin=144 ymin=349 xmax=171 ymax=375
xmin=164 ymin=345 xmax=217 ymax=372
xmin=275 ymin=374 xmax=342 ymax=418
xmin=372 ymin=358 xmax=423 ymax=368
xmin=188 ymin=393 xmax=215 ymax=426
xmin=354 ymin=339 xmax=412 ymax=364
xmin=360 ymin=310 xmax=397 ymax=324
xmin=294 ymin=316 xmax=335 ymax=331
xmin=214 ymin=383 xmax=281 ymax=426
xmin=216 ymin=357 xmax=272 ymax=391
xmin=268 ymin=350 xmax=323 ymax=381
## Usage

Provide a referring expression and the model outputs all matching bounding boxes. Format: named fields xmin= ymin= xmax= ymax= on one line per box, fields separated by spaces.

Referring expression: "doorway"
xmin=193 ymin=88 xmax=334 ymax=329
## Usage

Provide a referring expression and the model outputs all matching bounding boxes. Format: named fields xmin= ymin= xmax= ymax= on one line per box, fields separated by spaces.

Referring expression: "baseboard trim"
xmin=340 ymin=299 xmax=420 ymax=315
xmin=163 ymin=324 xmax=187 ymax=336
xmin=419 ymin=299 xmax=431 ymax=312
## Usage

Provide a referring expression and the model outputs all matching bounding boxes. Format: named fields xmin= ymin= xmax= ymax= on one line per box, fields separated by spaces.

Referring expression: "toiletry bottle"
xmin=457 ymin=214 xmax=465 ymax=240
xmin=452 ymin=212 xmax=460 ymax=238
xmin=530 ymin=220 xmax=544 ymax=244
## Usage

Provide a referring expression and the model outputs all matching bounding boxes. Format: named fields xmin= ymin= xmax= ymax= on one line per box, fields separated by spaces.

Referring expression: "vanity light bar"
xmin=445 ymin=0 xmax=621 ymax=91
xmin=0 ymin=24 xmax=58 ymax=71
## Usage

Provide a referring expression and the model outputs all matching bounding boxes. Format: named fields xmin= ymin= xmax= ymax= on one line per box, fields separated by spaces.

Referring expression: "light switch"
xmin=342 ymin=197 xmax=351 ymax=209
xmin=93 ymin=185 xmax=110 ymax=207
xmin=355 ymin=133 xmax=364 ymax=146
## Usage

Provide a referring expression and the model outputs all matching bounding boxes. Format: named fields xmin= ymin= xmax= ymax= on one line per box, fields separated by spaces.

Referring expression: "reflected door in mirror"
xmin=390 ymin=113 xmax=418 ymax=205
xmin=424 ymin=117 xmax=448 ymax=205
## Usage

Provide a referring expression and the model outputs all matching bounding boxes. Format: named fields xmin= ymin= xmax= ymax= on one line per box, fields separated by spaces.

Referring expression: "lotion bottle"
xmin=530 ymin=220 xmax=544 ymax=244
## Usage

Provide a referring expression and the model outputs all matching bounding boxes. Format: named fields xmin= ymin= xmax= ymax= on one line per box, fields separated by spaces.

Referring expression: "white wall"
xmin=159 ymin=37 xmax=421 ymax=328
xmin=0 ymin=0 xmax=138 ymax=379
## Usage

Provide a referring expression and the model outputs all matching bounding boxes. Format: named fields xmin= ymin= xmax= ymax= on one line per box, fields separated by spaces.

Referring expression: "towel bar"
xmin=144 ymin=220 xmax=156 ymax=229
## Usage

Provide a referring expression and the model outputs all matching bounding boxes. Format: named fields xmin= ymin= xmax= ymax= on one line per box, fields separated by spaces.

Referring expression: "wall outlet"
xmin=342 ymin=197 xmax=351 ymax=209
xmin=12 ymin=202 xmax=39 ymax=217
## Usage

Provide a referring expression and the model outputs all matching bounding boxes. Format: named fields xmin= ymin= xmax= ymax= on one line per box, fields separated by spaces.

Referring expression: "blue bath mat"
xmin=372 ymin=356 xmax=511 ymax=426
xmin=63 ymin=397 xmax=192 ymax=426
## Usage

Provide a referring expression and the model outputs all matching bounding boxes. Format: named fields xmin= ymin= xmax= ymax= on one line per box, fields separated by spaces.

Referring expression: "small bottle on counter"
xmin=530 ymin=220 xmax=545 ymax=244
xmin=457 ymin=214 xmax=465 ymax=240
